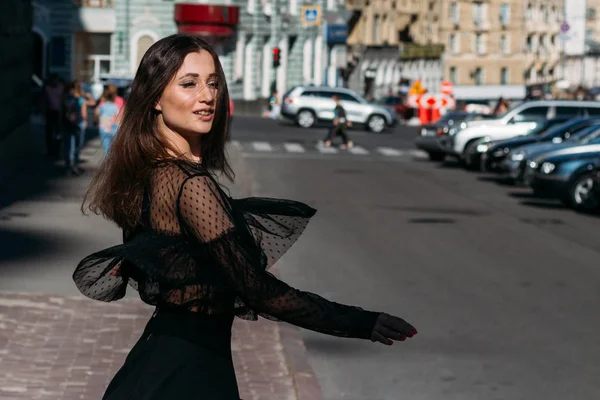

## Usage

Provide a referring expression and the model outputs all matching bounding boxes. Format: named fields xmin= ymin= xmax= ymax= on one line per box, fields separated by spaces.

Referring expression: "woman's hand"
xmin=370 ymin=313 xmax=417 ymax=345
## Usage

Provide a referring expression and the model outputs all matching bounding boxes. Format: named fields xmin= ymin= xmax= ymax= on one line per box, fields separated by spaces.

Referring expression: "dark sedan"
xmin=508 ymin=125 xmax=600 ymax=183
xmin=481 ymin=117 xmax=600 ymax=172
xmin=464 ymin=117 xmax=571 ymax=171
xmin=524 ymin=145 xmax=600 ymax=211
xmin=415 ymin=111 xmax=492 ymax=161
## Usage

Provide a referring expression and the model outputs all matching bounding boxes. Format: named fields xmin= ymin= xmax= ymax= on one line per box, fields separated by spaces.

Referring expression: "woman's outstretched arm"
xmin=177 ymin=174 xmax=416 ymax=343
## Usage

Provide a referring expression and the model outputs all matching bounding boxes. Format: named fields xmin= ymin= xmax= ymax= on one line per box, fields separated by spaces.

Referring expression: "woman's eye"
xmin=207 ymin=81 xmax=219 ymax=89
xmin=180 ymin=82 xmax=196 ymax=88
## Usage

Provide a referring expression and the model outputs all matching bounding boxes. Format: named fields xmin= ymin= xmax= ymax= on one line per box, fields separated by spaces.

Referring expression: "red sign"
xmin=441 ymin=81 xmax=453 ymax=95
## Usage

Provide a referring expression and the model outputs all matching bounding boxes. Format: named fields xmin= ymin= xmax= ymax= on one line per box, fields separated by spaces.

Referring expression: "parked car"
xmin=281 ymin=86 xmax=397 ymax=133
xmin=481 ymin=117 xmax=600 ymax=172
xmin=464 ymin=117 xmax=571 ymax=171
xmin=507 ymin=125 xmax=600 ymax=183
xmin=524 ymin=145 xmax=600 ymax=211
xmin=447 ymin=100 xmax=600 ymax=159
xmin=415 ymin=111 xmax=493 ymax=161
xmin=379 ymin=95 xmax=411 ymax=121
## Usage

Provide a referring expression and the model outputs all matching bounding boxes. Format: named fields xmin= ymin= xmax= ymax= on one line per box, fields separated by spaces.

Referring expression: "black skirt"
xmin=102 ymin=308 xmax=240 ymax=400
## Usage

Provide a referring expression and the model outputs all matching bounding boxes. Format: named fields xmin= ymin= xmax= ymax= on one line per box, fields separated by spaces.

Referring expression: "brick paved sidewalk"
xmin=0 ymin=291 xmax=321 ymax=400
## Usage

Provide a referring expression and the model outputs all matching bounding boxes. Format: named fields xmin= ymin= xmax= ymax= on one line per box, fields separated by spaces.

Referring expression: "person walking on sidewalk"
xmin=95 ymin=90 xmax=122 ymax=155
xmin=74 ymin=34 xmax=417 ymax=400
xmin=323 ymin=95 xmax=353 ymax=149
xmin=63 ymin=80 xmax=93 ymax=175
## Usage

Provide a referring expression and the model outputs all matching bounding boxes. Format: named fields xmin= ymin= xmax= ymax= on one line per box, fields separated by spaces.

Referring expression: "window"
xmin=500 ymin=3 xmax=511 ymax=26
xmin=586 ymin=107 xmax=600 ymax=116
xmin=557 ymin=106 xmax=584 ymax=118
xmin=586 ymin=29 xmax=595 ymax=42
xmin=450 ymin=66 xmax=457 ymax=84
xmin=373 ymin=15 xmax=379 ymax=43
xmin=73 ymin=0 xmax=114 ymax=7
xmin=473 ymin=2 xmax=484 ymax=26
xmin=338 ymin=93 xmax=360 ymax=102
xmin=514 ymin=106 xmax=549 ymax=122
xmin=500 ymin=67 xmax=509 ymax=85
xmin=73 ymin=33 xmax=112 ymax=82
xmin=449 ymin=33 xmax=459 ymax=53
xmin=50 ymin=37 xmax=66 ymax=67
xmin=475 ymin=33 xmax=486 ymax=54
xmin=450 ymin=2 xmax=459 ymax=23
xmin=500 ymin=34 xmax=509 ymax=54
xmin=474 ymin=67 xmax=483 ymax=85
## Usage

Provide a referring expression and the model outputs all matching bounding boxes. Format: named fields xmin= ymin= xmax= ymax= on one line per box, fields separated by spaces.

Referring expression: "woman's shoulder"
xmin=152 ymin=159 xmax=210 ymax=182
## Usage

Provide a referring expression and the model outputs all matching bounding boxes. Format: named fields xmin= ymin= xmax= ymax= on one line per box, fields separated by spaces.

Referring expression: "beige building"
xmin=346 ymin=0 xmax=566 ymax=100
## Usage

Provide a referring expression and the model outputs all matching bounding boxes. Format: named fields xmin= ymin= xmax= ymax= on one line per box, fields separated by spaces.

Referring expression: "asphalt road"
xmin=1 ymin=116 xmax=599 ymax=400
xmin=232 ymin=117 xmax=600 ymax=400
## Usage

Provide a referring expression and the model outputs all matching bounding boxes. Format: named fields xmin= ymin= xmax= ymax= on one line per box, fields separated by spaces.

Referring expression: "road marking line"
xmin=348 ymin=146 xmax=369 ymax=155
xmin=409 ymin=149 xmax=429 ymax=159
xmin=230 ymin=140 xmax=241 ymax=148
xmin=377 ymin=147 xmax=403 ymax=156
xmin=284 ymin=143 xmax=306 ymax=153
xmin=316 ymin=144 xmax=338 ymax=154
xmin=252 ymin=141 xmax=273 ymax=152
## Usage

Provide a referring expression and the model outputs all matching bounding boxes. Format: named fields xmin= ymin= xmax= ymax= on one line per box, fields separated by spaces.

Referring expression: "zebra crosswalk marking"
xmin=316 ymin=144 xmax=338 ymax=154
xmin=348 ymin=146 xmax=369 ymax=155
xmin=283 ymin=143 xmax=305 ymax=153
xmin=252 ymin=142 xmax=273 ymax=152
xmin=377 ymin=147 xmax=403 ymax=157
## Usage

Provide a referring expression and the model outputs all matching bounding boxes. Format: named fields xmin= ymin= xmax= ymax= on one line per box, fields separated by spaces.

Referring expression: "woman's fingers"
xmin=109 ymin=265 xmax=121 ymax=277
xmin=371 ymin=331 xmax=393 ymax=346
xmin=377 ymin=326 xmax=407 ymax=341
xmin=381 ymin=314 xmax=417 ymax=336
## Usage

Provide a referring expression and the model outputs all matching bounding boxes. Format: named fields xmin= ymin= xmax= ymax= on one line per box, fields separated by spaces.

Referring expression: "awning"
xmin=174 ymin=4 xmax=239 ymax=37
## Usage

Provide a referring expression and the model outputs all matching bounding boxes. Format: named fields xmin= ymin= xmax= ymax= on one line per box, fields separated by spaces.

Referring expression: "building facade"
xmin=563 ymin=0 xmax=600 ymax=89
xmin=347 ymin=0 xmax=567 ymax=101
xmin=32 ymin=0 xmax=348 ymax=106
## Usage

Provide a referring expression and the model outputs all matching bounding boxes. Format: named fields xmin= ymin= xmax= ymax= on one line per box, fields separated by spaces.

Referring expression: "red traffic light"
xmin=272 ymin=47 xmax=281 ymax=68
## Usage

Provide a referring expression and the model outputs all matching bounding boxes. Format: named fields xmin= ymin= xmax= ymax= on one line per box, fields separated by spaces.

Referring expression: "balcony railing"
xmin=73 ymin=0 xmax=114 ymax=8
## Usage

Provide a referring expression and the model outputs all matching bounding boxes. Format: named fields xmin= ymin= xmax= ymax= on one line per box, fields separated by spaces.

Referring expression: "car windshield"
xmin=526 ymin=119 xmax=568 ymax=136
xmin=438 ymin=112 xmax=469 ymax=124
xmin=576 ymin=127 xmax=600 ymax=143
xmin=539 ymin=120 xmax=585 ymax=139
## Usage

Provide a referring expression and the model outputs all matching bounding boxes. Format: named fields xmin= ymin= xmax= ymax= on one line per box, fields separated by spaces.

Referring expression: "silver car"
xmin=281 ymin=86 xmax=397 ymax=133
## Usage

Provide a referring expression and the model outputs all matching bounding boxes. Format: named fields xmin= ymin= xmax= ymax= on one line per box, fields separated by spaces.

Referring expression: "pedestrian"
xmin=62 ymin=80 xmax=93 ymax=175
xmin=492 ymin=96 xmax=509 ymax=116
xmin=95 ymin=89 xmax=122 ymax=155
xmin=73 ymin=34 xmax=417 ymax=399
xmin=42 ymin=73 xmax=65 ymax=158
xmin=323 ymin=95 xmax=354 ymax=149
xmin=268 ymin=90 xmax=280 ymax=119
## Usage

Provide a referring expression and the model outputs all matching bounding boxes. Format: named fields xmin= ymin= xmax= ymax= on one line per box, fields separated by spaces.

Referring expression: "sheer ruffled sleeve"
xmin=178 ymin=174 xmax=380 ymax=339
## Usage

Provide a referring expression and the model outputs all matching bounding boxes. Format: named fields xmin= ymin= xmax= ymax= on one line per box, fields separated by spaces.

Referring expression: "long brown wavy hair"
xmin=82 ymin=34 xmax=233 ymax=231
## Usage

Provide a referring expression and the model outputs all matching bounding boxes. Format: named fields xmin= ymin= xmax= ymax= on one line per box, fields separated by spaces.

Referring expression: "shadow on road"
xmin=519 ymin=200 xmax=566 ymax=210
xmin=0 ymin=226 xmax=72 ymax=263
xmin=477 ymin=175 xmax=516 ymax=186
xmin=408 ymin=217 xmax=455 ymax=224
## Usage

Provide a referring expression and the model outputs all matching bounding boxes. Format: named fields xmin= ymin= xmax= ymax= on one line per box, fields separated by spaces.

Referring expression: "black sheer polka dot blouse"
xmin=73 ymin=160 xmax=379 ymax=339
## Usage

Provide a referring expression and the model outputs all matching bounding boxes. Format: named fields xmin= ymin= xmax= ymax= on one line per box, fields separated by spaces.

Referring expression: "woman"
xmin=95 ymin=90 xmax=122 ymax=155
xmin=63 ymin=80 xmax=93 ymax=175
xmin=74 ymin=34 xmax=417 ymax=399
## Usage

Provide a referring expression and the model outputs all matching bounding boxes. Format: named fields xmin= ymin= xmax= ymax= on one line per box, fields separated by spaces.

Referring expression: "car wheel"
xmin=367 ymin=114 xmax=386 ymax=133
xmin=463 ymin=140 xmax=482 ymax=171
xmin=296 ymin=109 xmax=316 ymax=128
xmin=428 ymin=152 xmax=445 ymax=162
xmin=568 ymin=172 xmax=599 ymax=211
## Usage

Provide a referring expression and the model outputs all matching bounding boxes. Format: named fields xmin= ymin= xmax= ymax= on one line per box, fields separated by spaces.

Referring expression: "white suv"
xmin=281 ymin=86 xmax=397 ymax=133
xmin=450 ymin=100 xmax=600 ymax=159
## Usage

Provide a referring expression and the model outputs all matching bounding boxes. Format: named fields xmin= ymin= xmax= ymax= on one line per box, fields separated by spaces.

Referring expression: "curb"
xmin=226 ymin=147 xmax=323 ymax=400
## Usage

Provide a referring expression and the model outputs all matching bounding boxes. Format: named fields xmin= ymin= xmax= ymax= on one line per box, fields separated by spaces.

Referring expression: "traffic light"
xmin=272 ymin=47 xmax=281 ymax=68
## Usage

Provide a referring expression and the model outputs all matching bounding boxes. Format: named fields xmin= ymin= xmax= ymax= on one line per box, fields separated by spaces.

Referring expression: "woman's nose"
xmin=197 ymin=83 xmax=215 ymax=103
